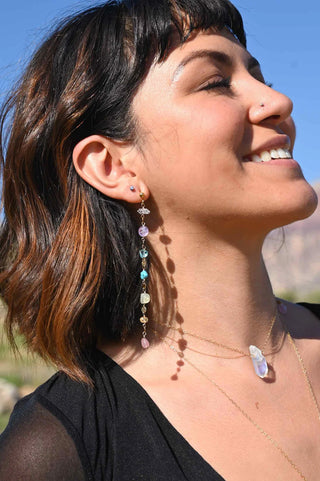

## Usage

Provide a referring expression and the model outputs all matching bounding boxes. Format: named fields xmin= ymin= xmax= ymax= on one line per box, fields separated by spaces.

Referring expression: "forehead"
xmin=132 ymin=29 xmax=255 ymax=115
xmin=148 ymin=29 xmax=253 ymax=84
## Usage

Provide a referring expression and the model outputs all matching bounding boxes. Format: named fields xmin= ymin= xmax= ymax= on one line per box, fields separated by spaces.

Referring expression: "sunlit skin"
xmin=74 ymin=29 xmax=320 ymax=481
xmin=132 ymin=29 xmax=316 ymax=237
xmin=114 ymin=28 xmax=318 ymax=348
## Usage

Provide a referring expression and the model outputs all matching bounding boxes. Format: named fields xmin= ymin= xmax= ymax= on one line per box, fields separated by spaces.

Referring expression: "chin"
xmin=270 ymin=181 xmax=318 ymax=229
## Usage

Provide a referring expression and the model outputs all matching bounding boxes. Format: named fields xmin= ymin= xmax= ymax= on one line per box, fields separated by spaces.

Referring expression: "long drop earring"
xmin=137 ymin=192 xmax=151 ymax=349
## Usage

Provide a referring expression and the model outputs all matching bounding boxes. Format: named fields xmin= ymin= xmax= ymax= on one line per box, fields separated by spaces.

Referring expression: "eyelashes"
xmin=201 ymin=76 xmax=231 ymax=91
xmin=200 ymin=77 xmax=273 ymax=93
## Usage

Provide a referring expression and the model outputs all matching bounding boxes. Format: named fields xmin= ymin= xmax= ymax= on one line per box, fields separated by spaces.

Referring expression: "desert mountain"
xmin=263 ymin=182 xmax=320 ymax=296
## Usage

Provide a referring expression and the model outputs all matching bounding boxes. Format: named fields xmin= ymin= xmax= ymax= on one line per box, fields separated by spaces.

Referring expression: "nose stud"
xmin=260 ymin=102 xmax=265 ymax=107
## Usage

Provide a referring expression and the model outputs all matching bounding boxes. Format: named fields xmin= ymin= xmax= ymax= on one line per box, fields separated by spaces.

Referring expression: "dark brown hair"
xmin=0 ymin=0 xmax=246 ymax=382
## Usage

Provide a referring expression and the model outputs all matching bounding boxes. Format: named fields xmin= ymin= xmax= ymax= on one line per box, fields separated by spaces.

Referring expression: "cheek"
xmin=148 ymin=98 xmax=245 ymax=164
xmin=184 ymin=103 xmax=245 ymax=171
xmin=134 ymin=89 xmax=246 ymax=205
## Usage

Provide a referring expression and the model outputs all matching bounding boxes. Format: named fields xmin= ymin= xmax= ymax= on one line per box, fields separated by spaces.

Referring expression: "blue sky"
xmin=0 ymin=0 xmax=319 ymax=182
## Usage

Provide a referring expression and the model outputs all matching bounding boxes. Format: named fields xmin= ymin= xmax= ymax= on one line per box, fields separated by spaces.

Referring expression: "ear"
xmin=72 ymin=135 xmax=149 ymax=202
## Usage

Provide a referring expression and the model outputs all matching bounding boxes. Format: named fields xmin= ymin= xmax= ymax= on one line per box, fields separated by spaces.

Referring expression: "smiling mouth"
xmin=244 ymin=147 xmax=292 ymax=163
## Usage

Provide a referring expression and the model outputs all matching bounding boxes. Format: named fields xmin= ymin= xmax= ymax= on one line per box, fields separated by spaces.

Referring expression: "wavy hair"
xmin=0 ymin=0 xmax=246 ymax=382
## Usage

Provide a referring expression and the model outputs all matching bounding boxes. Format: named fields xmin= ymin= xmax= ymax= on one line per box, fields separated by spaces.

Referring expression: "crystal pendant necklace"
xmin=248 ymin=345 xmax=269 ymax=378
xmin=249 ymin=301 xmax=288 ymax=378
xmin=164 ymin=306 xmax=320 ymax=481
xmin=158 ymin=303 xmax=281 ymax=379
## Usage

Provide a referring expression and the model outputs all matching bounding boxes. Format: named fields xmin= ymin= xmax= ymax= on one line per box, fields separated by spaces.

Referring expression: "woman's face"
xmin=132 ymin=29 xmax=317 ymax=234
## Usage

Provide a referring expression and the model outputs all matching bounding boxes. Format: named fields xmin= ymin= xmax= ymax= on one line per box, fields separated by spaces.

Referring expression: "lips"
xmin=244 ymin=147 xmax=292 ymax=163
xmin=243 ymin=134 xmax=292 ymax=163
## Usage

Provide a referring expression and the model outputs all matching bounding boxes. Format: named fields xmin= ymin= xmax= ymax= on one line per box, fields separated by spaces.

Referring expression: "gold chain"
xmin=165 ymin=318 xmax=320 ymax=481
xmin=285 ymin=328 xmax=320 ymax=421
xmin=158 ymin=308 xmax=278 ymax=358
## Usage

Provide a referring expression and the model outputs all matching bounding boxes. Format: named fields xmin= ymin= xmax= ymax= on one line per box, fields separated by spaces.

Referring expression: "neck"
xmin=148 ymin=222 xmax=277 ymax=353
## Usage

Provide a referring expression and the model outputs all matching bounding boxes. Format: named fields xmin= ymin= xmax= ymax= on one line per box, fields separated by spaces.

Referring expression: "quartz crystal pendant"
xmin=249 ymin=345 xmax=268 ymax=378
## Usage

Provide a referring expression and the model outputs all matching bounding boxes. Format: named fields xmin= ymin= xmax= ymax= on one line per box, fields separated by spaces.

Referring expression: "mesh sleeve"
xmin=0 ymin=398 xmax=87 ymax=481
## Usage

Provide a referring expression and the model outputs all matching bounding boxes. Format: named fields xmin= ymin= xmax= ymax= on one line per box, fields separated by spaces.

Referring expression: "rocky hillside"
xmin=263 ymin=182 xmax=320 ymax=296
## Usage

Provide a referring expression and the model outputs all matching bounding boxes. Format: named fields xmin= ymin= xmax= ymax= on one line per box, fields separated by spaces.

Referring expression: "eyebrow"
xmin=172 ymin=49 xmax=261 ymax=82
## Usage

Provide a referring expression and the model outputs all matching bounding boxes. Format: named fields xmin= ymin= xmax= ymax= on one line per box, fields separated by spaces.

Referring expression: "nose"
xmin=247 ymin=82 xmax=293 ymax=126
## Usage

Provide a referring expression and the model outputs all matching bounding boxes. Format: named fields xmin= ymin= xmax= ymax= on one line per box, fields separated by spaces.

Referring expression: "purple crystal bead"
xmin=141 ymin=337 xmax=150 ymax=349
xmin=277 ymin=302 xmax=287 ymax=314
xmin=138 ymin=225 xmax=149 ymax=237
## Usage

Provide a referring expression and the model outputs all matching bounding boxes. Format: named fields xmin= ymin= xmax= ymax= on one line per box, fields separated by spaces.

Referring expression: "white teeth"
xmin=251 ymin=154 xmax=263 ymax=162
xmin=260 ymin=151 xmax=272 ymax=162
xmin=247 ymin=147 xmax=292 ymax=162
xmin=279 ymin=148 xmax=291 ymax=158
xmin=270 ymin=149 xmax=280 ymax=159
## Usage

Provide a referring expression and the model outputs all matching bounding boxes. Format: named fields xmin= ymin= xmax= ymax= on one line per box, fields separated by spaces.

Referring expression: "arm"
xmin=0 ymin=398 xmax=87 ymax=481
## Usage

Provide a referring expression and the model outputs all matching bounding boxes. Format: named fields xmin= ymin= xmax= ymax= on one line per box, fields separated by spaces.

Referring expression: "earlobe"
xmin=72 ymin=135 xmax=149 ymax=202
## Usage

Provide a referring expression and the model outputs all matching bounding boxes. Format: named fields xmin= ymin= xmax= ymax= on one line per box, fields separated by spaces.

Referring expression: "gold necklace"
xmin=166 ymin=318 xmax=320 ymax=481
xmin=159 ymin=310 xmax=277 ymax=357
xmin=159 ymin=305 xmax=281 ymax=379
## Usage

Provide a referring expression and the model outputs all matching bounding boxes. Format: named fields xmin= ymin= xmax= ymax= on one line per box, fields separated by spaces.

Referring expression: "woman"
xmin=0 ymin=0 xmax=319 ymax=479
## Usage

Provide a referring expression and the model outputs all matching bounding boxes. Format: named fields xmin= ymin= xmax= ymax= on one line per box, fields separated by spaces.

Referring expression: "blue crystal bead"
xmin=139 ymin=249 xmax=149 ymax=258
xmin=249 ymin=345 xmax=268 ymax=378
xmin=140 ymin=270 xmax=148 ymax=280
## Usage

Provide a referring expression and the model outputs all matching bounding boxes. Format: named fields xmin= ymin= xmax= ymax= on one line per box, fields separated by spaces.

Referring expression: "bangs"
xmin=122 ymin=0 xmax=246 ymax=62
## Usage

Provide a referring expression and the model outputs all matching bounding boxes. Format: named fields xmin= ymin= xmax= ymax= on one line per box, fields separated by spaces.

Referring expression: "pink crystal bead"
xmin=138 ymin=225 xmax=149 ymax=237
xmin=141 ymin=337 xmax=150 ymax=349
xmin=277 ymin=302 xmax=287 ymax=314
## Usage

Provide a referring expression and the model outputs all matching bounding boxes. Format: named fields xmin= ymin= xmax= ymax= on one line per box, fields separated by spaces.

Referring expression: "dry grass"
xmin=0 ymin=333 xmax=55 ymax=388
xmin=0 ymin=302 xmax=55 ymax=433
xmin=0 ymin=413 xmax=10 ymax=434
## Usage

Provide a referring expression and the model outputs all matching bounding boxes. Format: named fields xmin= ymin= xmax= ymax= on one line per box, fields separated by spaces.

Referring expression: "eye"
xmin=200 ymin=76 xmax=231 ymax=92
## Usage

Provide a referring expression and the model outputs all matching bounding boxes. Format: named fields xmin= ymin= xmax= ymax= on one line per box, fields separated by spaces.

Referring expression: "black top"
xmin=0 ymin=302 xmax=319 ymax=481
